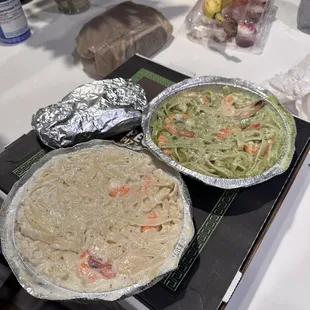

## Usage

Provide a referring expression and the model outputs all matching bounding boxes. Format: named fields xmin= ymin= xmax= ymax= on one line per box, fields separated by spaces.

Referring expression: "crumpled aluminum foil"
xmin=32 ymin=78 xmax=148 ymax=149
xmin=142 ymin=76 xmax=297 ymax=189
xmin=0 ymin=140 xmax=194 ymax=301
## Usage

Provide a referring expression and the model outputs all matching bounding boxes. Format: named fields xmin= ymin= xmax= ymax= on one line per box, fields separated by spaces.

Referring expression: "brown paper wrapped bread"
xmin=76 ymin=1 xmax=173 ymax=77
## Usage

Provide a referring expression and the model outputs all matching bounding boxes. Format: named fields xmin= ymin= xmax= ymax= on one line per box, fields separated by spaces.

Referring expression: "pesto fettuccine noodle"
xmin=151 ymin=86 xmax=285 ymax=178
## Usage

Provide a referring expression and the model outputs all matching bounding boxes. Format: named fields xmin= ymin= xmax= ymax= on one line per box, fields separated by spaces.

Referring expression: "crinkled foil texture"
xmin=142 ymin=76 xmax=297 ymax=189
xmin=32 ymin=78 xmax=148 ymax=149
xmin=0 ymin=140 xmax=194 ymax=301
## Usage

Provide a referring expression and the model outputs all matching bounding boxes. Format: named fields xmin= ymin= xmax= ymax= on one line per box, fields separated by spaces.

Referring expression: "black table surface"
xmin=0 ymin=55 xmax=309 ymax=310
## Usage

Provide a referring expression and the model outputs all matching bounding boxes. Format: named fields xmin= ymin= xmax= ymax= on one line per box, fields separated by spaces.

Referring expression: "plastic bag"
xmin=262 ymin=53 xmax=310 ymax=121
xmin=76 ymin=1 xmax=173 ymax=77
xmin=178 ymin=0 xmax=276 ymax=54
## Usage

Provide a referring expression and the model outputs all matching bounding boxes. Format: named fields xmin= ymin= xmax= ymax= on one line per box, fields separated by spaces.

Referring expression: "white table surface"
xmin=1 ymin=0 xmax=310 ymax=309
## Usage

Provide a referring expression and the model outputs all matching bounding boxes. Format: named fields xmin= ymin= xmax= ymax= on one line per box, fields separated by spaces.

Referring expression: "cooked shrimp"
xmin=221 ymin=99 xmax=265 ymax=119
xmin=140 ymin=211 xmax=161 ymax=232
xmin=108 ymin=181 xmax=130 ymax=197
xmin=244 ymin=142 xmax=260 ymax=155
xmin=216 ymin=127 xmax=241 ymax=138
xmin=157 ymin=134 xmax=168 ymax=144
xmin=141 ymin=225 xmax=161 ymax=233
xmin=224 ymin=95 xmax=237 ymax=103
xmin=138 ymin=174 xmax=151 ymax=191
xmin=156 ymin=134 xmax=173 ymax=157
xmin=147 ymin=210 xmax=158 ymax=219
xmin=236 ymin=100 xmax=265 ymax=120
xmin=244 ymin=122 xmax=261 ymax=130
xmin=164 ymin=114 xmax=195 ymax=138
xmin=162 ymin=149 xmax=173 ymax=157
xmin=77 ymin=250 xmax=116 ymax=283
xmin=201 ymin=96 xmax=209 ymax=104
xmin=221 ymin=102 xmax=236 ymax=116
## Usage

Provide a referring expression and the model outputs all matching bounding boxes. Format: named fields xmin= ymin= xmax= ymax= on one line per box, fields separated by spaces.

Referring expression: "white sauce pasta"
xmin=15 ymin=146 xmax=183 ymax=292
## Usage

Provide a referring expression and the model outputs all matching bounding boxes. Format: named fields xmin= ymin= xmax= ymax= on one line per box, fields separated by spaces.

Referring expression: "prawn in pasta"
xmin=151 ymin=86 xmax=286 ymax=178
xmin=15 ymin=145 xmax=184 ymax=292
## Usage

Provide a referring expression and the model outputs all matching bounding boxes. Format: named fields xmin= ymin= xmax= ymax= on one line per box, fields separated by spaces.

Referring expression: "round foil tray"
xmin=0 ymin=140 xmax=194 ymax=301
xmin=142 ymin=76 xmax=296 ymax=189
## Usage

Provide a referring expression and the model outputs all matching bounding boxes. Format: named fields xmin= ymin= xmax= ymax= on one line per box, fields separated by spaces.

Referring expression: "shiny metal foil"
xmin=142 ymin=76 xmax=297 ymax=189
xmin=0 ymin=140 xmax=194 ymax=301
xmin=32 ymin=78 xmax=148 ymax=149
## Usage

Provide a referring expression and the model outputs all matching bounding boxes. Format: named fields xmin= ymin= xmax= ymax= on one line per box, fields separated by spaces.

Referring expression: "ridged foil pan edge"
xmin=142 ymin=76 xmax=297 ymax=189
xmin=0 ymin=140 xmax=194 ymax=301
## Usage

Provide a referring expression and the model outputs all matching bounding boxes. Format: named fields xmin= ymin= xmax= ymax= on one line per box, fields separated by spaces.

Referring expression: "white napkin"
xmin=262 ymin=54 xmax=310 ymax=121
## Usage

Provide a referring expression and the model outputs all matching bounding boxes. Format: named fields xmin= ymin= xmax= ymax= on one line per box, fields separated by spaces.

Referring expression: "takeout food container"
xmin=0 ymin=140 xmax=194 ymax=301
xmin=179 ymin=0 xmax=276 ymax=55
xmin=32 ymin=78 xmax=148 ymax=149
xmin=142 ymin=76 xmax=297 ymax=189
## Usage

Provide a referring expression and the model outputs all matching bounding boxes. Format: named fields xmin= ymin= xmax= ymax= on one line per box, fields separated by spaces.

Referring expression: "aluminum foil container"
xmin=0 ymin=140 xmax=194 ymax=301
xmin=142 ymin=76 xmax=297 ymax=189
xmin=32 ymin=78 xmax=148 ymax=149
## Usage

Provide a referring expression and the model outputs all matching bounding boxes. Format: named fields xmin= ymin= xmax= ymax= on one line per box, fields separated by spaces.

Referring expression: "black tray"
xmin=0 ymin=55 xmax=309 ymax=310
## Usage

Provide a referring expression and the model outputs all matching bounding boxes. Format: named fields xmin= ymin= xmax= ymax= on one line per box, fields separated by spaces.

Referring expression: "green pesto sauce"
xmin=151 ymin=86 xmax=286 ymax=179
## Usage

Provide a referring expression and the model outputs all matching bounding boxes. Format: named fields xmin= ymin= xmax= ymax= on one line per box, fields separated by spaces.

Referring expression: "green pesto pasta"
xmin=151 ymin=86 xmax=286 ymax=179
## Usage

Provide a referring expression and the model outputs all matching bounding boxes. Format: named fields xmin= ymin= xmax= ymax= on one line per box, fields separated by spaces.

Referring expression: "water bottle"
xmin=0 ymin=0 xmax=31 ymax=44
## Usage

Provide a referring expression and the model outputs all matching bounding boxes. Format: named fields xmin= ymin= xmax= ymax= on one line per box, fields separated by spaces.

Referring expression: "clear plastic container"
xmin=179 ymin=0 xmax=276 ymax=54
xmin=54 ymin=0 xmax=90 ymax=14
